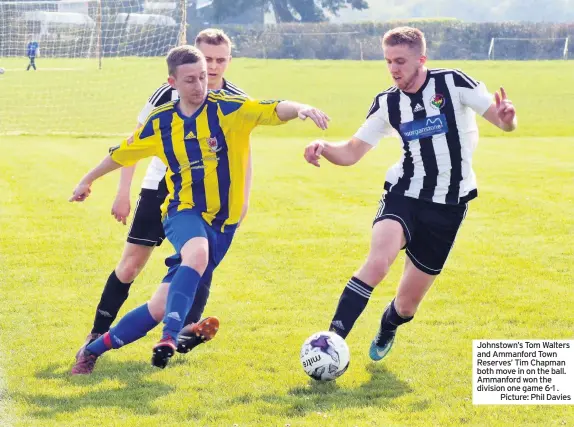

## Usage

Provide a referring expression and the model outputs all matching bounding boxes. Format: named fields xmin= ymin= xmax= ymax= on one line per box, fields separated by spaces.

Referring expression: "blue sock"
xmin=162 ymin=266 xmax=201 ymax=340
xmin=184 ymin=270 xmax=213 ymax=325
xmin=86 ymin=304 xmax=159 ymax=356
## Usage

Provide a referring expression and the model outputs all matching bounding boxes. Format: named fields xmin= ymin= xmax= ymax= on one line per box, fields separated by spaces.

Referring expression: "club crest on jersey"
xmin=430 ymin=94 xmax=445 ymax=110
xmin=207 ymin=136 xmax=221 ymax=153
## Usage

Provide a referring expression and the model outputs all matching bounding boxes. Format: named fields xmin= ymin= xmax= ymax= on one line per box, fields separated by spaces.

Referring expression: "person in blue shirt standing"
xmin=26 ymin=36 xmax=39 ymax=71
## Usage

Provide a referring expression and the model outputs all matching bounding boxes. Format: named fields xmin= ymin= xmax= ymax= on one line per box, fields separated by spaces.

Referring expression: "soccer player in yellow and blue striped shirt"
xmin=70 ymin=45 xmax=329 ymax=371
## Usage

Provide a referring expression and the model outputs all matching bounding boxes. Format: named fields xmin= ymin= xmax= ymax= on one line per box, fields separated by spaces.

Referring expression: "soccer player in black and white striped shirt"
xmin=73 ymin=29 xmax=250 ymax=371
xmin=304 ymin=27 xmax=517 ymax=362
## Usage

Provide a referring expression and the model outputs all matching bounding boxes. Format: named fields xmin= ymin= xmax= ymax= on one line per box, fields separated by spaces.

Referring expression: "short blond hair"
xmin=382 ymin=26 xmax=426 ymax=55
xmin=195 ymin=28 xmax=232 ymax=47
xmin=166 ymin=45 xmax=204 ymax=76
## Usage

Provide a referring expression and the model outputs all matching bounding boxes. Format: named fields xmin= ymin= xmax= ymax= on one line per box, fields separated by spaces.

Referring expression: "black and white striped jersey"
xmin=137 ymin=79 xmax=248 ymax=190
xmin=355 ymin=68 xmax=493 ymax=205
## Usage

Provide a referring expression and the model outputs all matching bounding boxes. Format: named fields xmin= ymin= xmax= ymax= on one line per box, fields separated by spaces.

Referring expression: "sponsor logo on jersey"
xmin=177 ymin=155 xmax=220 ymax=172
xmin=399 ymin=114 xmax=449 ymax=141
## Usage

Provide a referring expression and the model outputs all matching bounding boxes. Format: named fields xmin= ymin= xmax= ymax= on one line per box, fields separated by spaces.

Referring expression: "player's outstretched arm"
xmin=69 ymin=156 xmax=122 ymax=202
xmin=238 ymin=150 xmax=253 ymax=227
xmin=482 ymin=87 xmax=517 ymax=132
xmin=111 ymin=121 xmax=144 ymax=224
xmin=304 ymin=137 xmax=373 ymax=167
xmin=111 ymin=165 xmax=136 ymax=224
xmin=276 ymin=101 xmax=330 ymax=130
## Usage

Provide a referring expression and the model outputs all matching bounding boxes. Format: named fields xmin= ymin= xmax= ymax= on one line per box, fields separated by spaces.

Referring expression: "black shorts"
xmin=126 ymin=179 xmax=168 ymax=247
xmin=373 ymin=192 xmax=468 ymax=275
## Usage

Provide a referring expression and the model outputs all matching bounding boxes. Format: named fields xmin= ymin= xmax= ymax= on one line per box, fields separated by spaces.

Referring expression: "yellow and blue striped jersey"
xmin=110 ymin=90 xmax=285 ymax=231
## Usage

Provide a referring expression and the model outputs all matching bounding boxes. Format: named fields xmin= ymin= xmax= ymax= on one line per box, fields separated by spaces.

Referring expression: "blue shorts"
xmin=161 ymin=209 xmax=236 ymax=283
xmin=373 ymin=192 xmax=468 ymax=276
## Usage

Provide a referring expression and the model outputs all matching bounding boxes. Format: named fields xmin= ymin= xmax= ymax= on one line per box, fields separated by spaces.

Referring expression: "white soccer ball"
xmin=300 ymin=331 xmax=350 ymax=381
xmin=0 ymin=68 xmax=5 ymax=75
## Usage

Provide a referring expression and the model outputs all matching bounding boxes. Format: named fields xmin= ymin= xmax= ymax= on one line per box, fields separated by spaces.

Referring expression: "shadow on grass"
xmin=232 ymin=363 xmax=427 ymax=417
xmin=21 ymin=359 xmax=175 ymax=419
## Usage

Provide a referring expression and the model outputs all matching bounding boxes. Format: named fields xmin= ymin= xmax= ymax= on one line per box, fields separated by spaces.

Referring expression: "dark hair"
xmin=166 ymin=45 xmax=204 ymax=76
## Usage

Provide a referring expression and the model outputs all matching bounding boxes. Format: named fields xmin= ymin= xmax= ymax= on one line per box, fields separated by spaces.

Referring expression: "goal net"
xmin=488 ymin=37 xmax=569 ymax=60
xmin=0 ymin=0 xmax=185 ymax=58
xmin=0 ymin=0 xmax=186 ymax=61
xmin=0 ymin=0 xmax=187 ymax=135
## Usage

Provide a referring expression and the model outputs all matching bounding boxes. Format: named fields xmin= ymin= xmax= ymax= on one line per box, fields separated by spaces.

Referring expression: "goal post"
xmin=488 ymin=37 xmax=570 ymax=60
xmin=0 ymin=0 xmax=187 ymax=64
xmin=0 ymin=0 xmax=189 ymax=136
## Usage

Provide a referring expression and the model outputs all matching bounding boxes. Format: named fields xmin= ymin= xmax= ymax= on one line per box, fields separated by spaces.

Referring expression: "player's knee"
xmin=182 ymin=255 xmax=208 ymax=274
xmin=115 ymin=262 xmax=142 ymax=283
xmin=180 ymin=242 xmax=209 ymax=274
xmin=147 ymin=300 xmax=165 ymax=322
xmin=148 ymin=283 xmax=169 ymax=321
xmin=116 ymin=250 xmax=149 ymax=282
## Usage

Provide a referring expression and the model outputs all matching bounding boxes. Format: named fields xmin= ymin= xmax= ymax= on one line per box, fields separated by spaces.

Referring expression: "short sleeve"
xmin=110 ymin=117 xmax=161 ymax=166
xmin=353 ymin=95 xmax=395 ymax=146
xmin=237 ymin=99 xmax=286 ymax=127
xmin=138 ymin=84 xmax=176 ymax=124
xmin=459 ymin=81 xmax=493 ymax=116
xmin=137 ymin=102 xmax=154 ymax=125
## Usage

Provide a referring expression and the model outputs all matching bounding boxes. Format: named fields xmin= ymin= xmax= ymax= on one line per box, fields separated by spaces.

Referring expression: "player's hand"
xmin=304 ymin=140 xmax=326 ymax=167
xmin=111 ymin=193 xmax=131 ymax=225
xmin=69 ymin=182 xmax=92 ymax=202
xmin=298 ymin=106 xmax=330 ymax=130
xmin=494 ymin=87 xmax=515 ymax=125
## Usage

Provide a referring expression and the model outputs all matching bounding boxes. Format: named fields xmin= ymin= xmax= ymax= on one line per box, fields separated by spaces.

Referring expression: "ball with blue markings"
xmin=300 ymin=331 xmax=350 ymax=381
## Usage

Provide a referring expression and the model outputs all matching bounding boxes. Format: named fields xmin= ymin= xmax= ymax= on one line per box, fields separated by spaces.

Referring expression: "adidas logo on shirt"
xmin=184 ymin=131 xmax=196 ymax=140
xmin=414 ymin=103 xmax=425 ymax=113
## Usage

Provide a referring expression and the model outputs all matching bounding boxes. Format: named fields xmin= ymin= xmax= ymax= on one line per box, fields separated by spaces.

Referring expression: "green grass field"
xmin=0 ymin=58 xmax=573 ymax=427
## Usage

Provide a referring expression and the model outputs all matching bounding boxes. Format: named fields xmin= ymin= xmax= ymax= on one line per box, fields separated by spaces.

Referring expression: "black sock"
xmin=329 ymin=276 xmax=373 ymax=339
xmin=184 ymin=271 xmax=212 ymax=325
xmin=377 ymin=299 xmax=414 ymax=342
xmin=91 ymin=271 xmax=133 ymax=335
